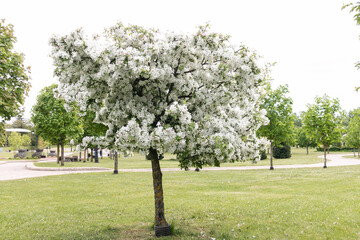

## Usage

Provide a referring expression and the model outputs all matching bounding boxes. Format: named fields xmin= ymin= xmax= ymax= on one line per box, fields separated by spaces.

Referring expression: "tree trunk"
xmin=354 ymin=148 xmax=356 ymax=157
xmin=56 ymin=143 xmax=60 ymax=164
xmin=83 ymin=149 xmax=86 ymax=162
xmin=114 ymin=151 xmax=118 ymax=174
xmin=91 ymin=148 xmax=94 ymax=162
xmin=61 ymin=142 xmax=65 ymax=166
xmin=306 ymin=146 xmax=309 ymax=155
xmin=79 ymin=151 xmax=82 ymax=162
xmin=149 ymin=147 xmax=169 ymax=228
xmin=358 ymin=148 xmax=359 ymax=158
xmin=95 ymin=145 xmax=99 ymax=163
xmin=270 ymin=143 xmax=274 ymax=170
xmin=323 ymin=146 xmax=327 ymax=168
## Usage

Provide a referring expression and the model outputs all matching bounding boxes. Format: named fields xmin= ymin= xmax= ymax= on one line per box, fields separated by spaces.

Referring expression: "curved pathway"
xmin=1 ymin=154 xmax=360 ymax=181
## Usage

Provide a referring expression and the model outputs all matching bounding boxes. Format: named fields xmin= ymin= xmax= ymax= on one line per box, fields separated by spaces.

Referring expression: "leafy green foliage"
xmin=7 ymin=132 xmax=31 ymax=150
xmin=344 ymin=108 xmax=360 ymax=151
xmin=302 ymin=95 xmax=344 ymax=150
xmin=0 ymin=20 xmax=31 ymax=144
xmin=258 ymin=85 xmax=295 ymax=147
xmin=273 ymin=143 xmax=291 ymax=159
xmin=31 ymin=84 xmax=83 ymax=145
xmin=296 ymin=127 xmax=317 ymax=149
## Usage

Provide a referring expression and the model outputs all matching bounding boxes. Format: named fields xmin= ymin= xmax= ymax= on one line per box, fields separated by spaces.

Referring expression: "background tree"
xmin=296 ymin=127 xmax=317 ymax=154
xmin=344 ymin=108 xmax=360 ymax=157
xmin=0 ymin=19 xmax=31 ymax=144
xmin=31 ymin=84 xmax=83 ymax=166
xmin=11 ymin=116 xmax=32 ymax=130
xmin=258 ymin=85 xmax=295 ymax=170
xmin=302 ymin=95 xmax=344 ymax=168
xmin=81 ymin=110 xmax=108 ymax=163
xmin=50 ymin=23 xmax=268 ymax=236
xmin=8 ymin=132 xmax=22 ymax=150
xmin=8 ymin=132 xmax=30 ymax=150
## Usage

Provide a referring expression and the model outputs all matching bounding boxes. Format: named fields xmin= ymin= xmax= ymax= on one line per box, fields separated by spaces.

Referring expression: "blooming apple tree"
xmin=50 ymin=23 xmax=268 ymax=233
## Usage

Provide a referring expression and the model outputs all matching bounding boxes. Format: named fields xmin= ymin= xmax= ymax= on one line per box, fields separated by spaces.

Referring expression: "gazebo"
xmin=3 ymin=128 xmax=32 ymax=149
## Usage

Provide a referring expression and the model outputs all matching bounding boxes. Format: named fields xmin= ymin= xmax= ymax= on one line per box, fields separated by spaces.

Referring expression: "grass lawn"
xmin=35 ymin=148 xmax=326 ymax=169
xmin=0 ymin=151 xmax=15 ymax=159
xmin=1 ymin=165 xmax=360 ymax=239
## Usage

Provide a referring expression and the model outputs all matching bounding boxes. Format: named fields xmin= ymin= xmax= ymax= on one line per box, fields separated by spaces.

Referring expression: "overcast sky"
xmin=2 ymin=0 xmax=360 ymax=119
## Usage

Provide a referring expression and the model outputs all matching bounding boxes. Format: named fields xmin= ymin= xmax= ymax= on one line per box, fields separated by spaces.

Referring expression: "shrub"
xmin=316 ymin=147 xmax=354 ymax=152
xmin=260 ymin=150 xmax=267 ymax=160
xmin=273 ymin=143 xmax=291 ymax=159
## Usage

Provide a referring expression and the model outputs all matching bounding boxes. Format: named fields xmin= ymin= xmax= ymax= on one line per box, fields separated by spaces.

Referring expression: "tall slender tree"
xmin=302 ymin=95 xmax=344 ymax=168
xmin=31 ymin=84 xmax=83 ymax=165
xmin=296 ymin=127 xmax=317 ymax=154
xmin=257 ymin=85 xmax=295 ymax=170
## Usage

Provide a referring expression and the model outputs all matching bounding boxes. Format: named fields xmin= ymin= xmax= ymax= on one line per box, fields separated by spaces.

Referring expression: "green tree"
xmin=11 ymin=116 xmax=32 ymax=130
xmin=8 ymin=132 xmax=22 ymax=150
xmin=302 ymin=95 xmax=344 ymax=168
xmin=344 ymin=109 xmax=360 ymax=157
xmin=7 ymin=132 xmax=30 ymax=150
xmin=31 ymin=84 xmax=83 ymax=166
xmin=0 ymin=19 xmax=31 ymax=144
xmin=258 ymin=85 xmax=295 ymax=170
xmin=21 ymin=134 xmax=31 ymax=148
xmin=296 ymin=127 xmax=317 ymax=154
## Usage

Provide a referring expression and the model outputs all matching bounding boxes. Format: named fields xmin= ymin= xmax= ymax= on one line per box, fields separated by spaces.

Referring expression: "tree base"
xmin=113 ymin=170 xmax=118 ymax=174
xmin=323 ymin=166 xmax=327 ymax=168
xmin=270 ymin=167 xmax=274 ymax=170
xmin=154 ymin=225 xmax=171 ymax=237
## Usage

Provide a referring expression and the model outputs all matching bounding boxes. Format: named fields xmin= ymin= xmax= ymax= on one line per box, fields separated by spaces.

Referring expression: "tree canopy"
xmin=50 ymin=23 xmax=268 ymax=234
xmin=344 ymin=108 xmax=360 ymax=155
xmin=31 ymin=84 xmax=83 ymax=165
xmin=0 ymin=19 xmax=31 ymax=144
xmin=302 ymin=95 xmax=344 ymax=167
xmin=257 ymin=84 xmax=295 ymax=169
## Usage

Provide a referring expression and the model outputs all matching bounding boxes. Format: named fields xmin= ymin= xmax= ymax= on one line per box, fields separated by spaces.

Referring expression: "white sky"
xmin=2 ymin=0 xmax=360 ymax=119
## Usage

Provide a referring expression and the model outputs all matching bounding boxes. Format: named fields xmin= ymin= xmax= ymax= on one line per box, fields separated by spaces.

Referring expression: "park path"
xmin=1 ymin=154 xmax=360 ymax=181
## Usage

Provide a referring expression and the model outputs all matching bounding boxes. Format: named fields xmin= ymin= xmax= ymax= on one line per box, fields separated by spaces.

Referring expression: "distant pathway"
xmin=1 ymin=154 xmax=360 ymax=181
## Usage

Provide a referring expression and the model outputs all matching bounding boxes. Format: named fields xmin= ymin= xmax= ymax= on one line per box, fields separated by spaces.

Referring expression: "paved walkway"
xmin=1 ymin=154 xmax=360 ymax=181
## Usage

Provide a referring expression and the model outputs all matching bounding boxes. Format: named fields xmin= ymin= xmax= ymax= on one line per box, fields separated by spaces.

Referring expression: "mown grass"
xmin=35 ymin=148 xmax=325 ymax=169
xmin=1 ymin=164 xmax=360 ymax=239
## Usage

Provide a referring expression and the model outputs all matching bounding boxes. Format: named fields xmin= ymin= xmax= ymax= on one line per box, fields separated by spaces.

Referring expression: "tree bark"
xmin=323 ymin=146 xmax=327 ymax=168
xmin=83 ymin=149 xmax=86 ymax=162
xmin=79 ymin=151 xmax=82 ymax=162
xmin=56 ymin=143 xmax=60 ymax=164
xmin=354 ymin=148 xmax=356 ymax=157
xmin=114 ymin=151 xmax=118 ymax=174
xmin=61 ymin=142 xmax=65 ymax=166
xmin=149 ymin=147 xmax=169 ymax=227
xmin=94 ymin=145 xmax=99 ymax=163
xmin=91 ymin=148 xmax=94 ymax=162
xmin=270 ymin=143 xmax=274 ymax=170
xmin=306 ymin=146 xmax=308 ymax=155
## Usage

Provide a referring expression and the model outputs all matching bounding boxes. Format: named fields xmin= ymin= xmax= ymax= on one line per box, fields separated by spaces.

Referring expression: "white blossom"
xmin=50 ymin=23 xmax=269 ymax=167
